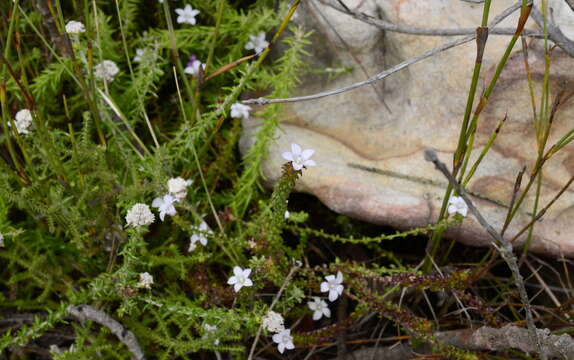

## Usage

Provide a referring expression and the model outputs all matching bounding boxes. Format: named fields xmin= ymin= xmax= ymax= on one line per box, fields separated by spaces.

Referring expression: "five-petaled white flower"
xmin=320 ymin=271 xmax=344 ymax=302
xmin=282 ymin=143 xmax=317 ymax=171
xmin=152 ymin=194 xmax=178 ymax=221
xmin=227 ymin=266 xmax=253 ymax=292
xmin=448 ymin=195 xmax=468 ymax=217
xmin=175 ymin=4 xmax=200 ymax=25
xmin=125 ymin=203 xmax=155 ymax=227
xmin=188 ymin=221 xmax=212 ymax=252
xmin=167 ymin=177 xmax=193 ymax=200
xmin=184 ymin=56 xmax=205 ymax=76
xmin=94 ymin=60 xmax=119 ymax=82
xmin=245 ymin=31 xmax=269 ymax=54
xmin=230 ymin=103 xmax=251 ymax=120
xmin=10 ymin=109 xmax=33 ymax=135
xmin=65 ymin=20 xmax=85 ymax=35
xmin=308 ymin=297 xmax=331 ymax=320
xmin=272 ymin=329 xmax=295 ymax=354
xmin=137 ymin=272 xmax=154 ymax=289
xmin=262 ymin=311 xmax=285 ymax=333
xmin=203 ymin=324 xmax=220 ymax=345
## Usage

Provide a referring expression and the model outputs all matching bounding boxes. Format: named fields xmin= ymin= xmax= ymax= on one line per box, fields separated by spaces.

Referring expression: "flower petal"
xmin=243 ymin=268 xmax=252 ymax=277
xmin=303 ymin=159 xmax=317 ymax=167
xmin=151 ymin=197 xmax=163 ymax=208
xmin=323 ymin=307 xmax=331 ymax=318
xmin=301 ymin=149 xmax=315 ymax=159
xmin=291 ymin=143 xmax=302 ymax=156
xmin=243 ymin=278 xmax=253 ymax=287
xmin=233 ymin=266 xmax=243 ymax=276
xmin=227 ymin=276 xmax=237 ymax=285
xmin=312 ymin=311 xmax=322 ymax=320
xmin=320 ymin=282 xmax=329 ymax=293
xmin=282 ymin=152 xmax=294 ymax=161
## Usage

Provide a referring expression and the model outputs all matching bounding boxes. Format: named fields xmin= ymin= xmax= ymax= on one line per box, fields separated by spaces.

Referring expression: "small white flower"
xmin=125 ymin=203 xmax=155 ymax=227
xmin=10 ymin=109 xmax=33 ymax=135
xmin=227 ymin=266 xmax=253 ymax=292
xmin=284 ymin=210 xmax=290 ymax=219
xmin=133 ymin=48 xmax=145 ymax=63
xmin=272 ymin=329 xmax=295 ymax=354
xmin=158 ymin=0 xmax=164 ymax=3
xmin=245 ymin=31 xmax=269 ymax=54
xmin=308 ymin=297 xmax=330 ymax=320
xmin=262 ymin=311 xmax=285 ymax=333
xmin=151 ymin=194 xmax=178 ymax=221
xmin=448 ymin=196 xmax=468 ymax=217
xmin=65 ymin=20 xmax=85 ymax=35
xmin=188 ymin=221 xmax=212 ymax=252
xmin=320 ymin=271 xmax=344 ymax=302
xmin=137 ymin=272 xmax=154 ymax=289
xmin=93 ymin=60 xmax=119 ymax=82
xmin=230 ymin=103 xmax=251 ymax=120
xmin=282 ymin=143 xmax=317 ymax=171
xmin=184 ymin=56 xmax=205 ymax=76
xmin=0 ymin=233 xmax=4 ymax=248
xmin=175 ymin=4 xmax=200 ymax=25
xmin=167 ymin=177 xmax=193 ymax=200
xmin=203 ymin=324 xmax=220 ymax=345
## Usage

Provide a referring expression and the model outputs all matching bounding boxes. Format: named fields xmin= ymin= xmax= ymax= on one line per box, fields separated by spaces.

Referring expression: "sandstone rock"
xmin=240 ymin=0 xmax=574 ymax=257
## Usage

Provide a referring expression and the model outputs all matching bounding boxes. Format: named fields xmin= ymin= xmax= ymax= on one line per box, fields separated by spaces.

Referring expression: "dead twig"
xmin=423 ymin=148 xmax=544 ymax=359
xmin=436 ymin=325 xmax=574 ymax=358
xmin=530 ymin=6 xmax=574 ymax=57
xmin=318 ymin=0 xmax=542 ymax=38
xmin=67 ymin=305 xmax=145 ymax=360
xmin=243 ymin=0 xmax=528 ymax=106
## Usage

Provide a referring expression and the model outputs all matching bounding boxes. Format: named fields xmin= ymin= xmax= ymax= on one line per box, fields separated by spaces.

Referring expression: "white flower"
xmin=230 ymin=103 xmax=251 ymax=120
xmin=93 ymin=60 xmax=119 ymax=82
xmin=125 ymin=203 xmax=155 ymax=227
xmin=203 ymin=324 xmax=220 ymax=345
xmin=245 ymin=31 xmax=269 ymax=54
xmin=158 ymin=0 xmax=164 ymax=2
xmin=448 ymin=195 xmax=468 ymax=217
xmin=284 ymin=210 xmax=290 ymax=219
xmin=272 ymin=329 xmax=295 ymax=354
xmin=262 ymin=311 xmax=285 ymax=333
xmin=320 ymin=271 xmax=344 ymax=302
xmin=308 ymin=297 xmax=330 ymax=320
xmin=184 ymin=56 xmax=205 ymax=76
xmin=175 ymin=4 xmax=200 ymax=25
xmin=227 ymin=266 xmax=253 ymax=292
xmin=65 ymin=21 xmax=85 ymax=35
xmin=137 ymin=272 xmax=154 ymax=289
xmin=10 ymin=109 xmax=33 ymax=134
xmin=167 ymin=177 xmax=193 ymax=200
xmin=282 ymin=143 xmax=317 ymax=171
xmin=188 ymin=221 xmax=212 ymax=252
xmin=133 ymin=48 xmax=145 ymax=63
xmin=151 ymin=194 xmax=178 ymax=221
xmin=0 ymin=233 xmax=4 ymax=248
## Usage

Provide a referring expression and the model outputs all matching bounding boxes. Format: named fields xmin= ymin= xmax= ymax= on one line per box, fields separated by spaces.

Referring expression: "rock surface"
xmin=240 ymin=0 xmax=574 ymax=257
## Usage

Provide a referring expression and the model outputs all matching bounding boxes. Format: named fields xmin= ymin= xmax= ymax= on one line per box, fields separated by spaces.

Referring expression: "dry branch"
xmin=67 ymin=305 xmax=145 ymax=360
xmin=243 ymin=0 xmax=527 ymax=105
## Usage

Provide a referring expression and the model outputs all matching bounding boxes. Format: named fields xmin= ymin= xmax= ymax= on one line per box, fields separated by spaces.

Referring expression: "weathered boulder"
xmin=240 ymin=0 xmax=574 ymax=257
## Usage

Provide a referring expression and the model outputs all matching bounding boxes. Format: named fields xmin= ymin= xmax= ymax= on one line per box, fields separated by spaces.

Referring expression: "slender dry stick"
xmin=243 ymin=0 xmax=526 ymax=106
xmin=247 ymin=263 xmax=301 ymax=360
xmin=67 ymin=305 xmax=145 ymax=360
xmin=319 ymin=0 xmax=542 ymax=38
xmin=423 ymin=148 xmax=543 ymax=358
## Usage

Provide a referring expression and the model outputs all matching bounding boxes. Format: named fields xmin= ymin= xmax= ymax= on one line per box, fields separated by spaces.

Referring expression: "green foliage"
xmin=1 ymin=1 xmax=556 ymax=359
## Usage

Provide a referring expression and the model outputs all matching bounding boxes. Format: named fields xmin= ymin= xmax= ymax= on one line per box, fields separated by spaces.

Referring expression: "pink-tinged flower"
xmin=227 ymin=266 xmax=253 ymax=292
xmin=282 ymin=143 xmax=317 ymax=171
xmin=272 ymin=329 xmax=295 ymax=354
xmin=184 ymin=56 xmax=205 ymax=76
xmin=320 ymin=271 xmax=344 ymax=302
xmin=175 ymin=4 xmax=200 ymax=25
xmin=308 ymin=297 xmax=330 ymax=320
